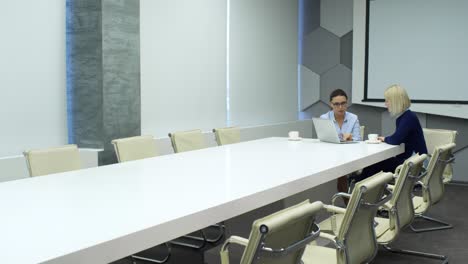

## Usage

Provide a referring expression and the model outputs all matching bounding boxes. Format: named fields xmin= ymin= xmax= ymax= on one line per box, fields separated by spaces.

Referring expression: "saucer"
xmin=365 ymin=139 xmax=381 ymax=144
xmin=288 ymin=137 xmax=302 ymax=141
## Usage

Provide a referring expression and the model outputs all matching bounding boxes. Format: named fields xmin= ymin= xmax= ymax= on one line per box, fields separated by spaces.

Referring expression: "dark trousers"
xmin=355 ymin=157 xmax=403 ymax=182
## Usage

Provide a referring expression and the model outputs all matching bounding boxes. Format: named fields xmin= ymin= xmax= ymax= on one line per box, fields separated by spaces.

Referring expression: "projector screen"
xmin=365 ymin=0 xmax=468 ymax=104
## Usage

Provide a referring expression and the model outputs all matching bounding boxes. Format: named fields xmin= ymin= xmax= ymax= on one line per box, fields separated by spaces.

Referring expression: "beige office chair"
xmin=213 ymin=127 xmax=241 ymax=146
xmin=360 ymin=125 xmax=365 ymax=141
xmin=423 ymin=128 xmax=457 ymax=184
xmin=23 ymin=144 xmax=81 ymax=177
xmin=112 ymin=135 xmax=170 ymax=263
xmin=168 ymin=129 xmax=224 ymax=248
xmin=220 ymin=200 xmax=321 ymax=264
xmin=168 ymin=129 xmax=205 ymax=153
xmin=302 ymin=171 xmax=394 ymax=264
xmin=373 ymin=154 xmax=448 ymax=263
xmin=410 ymin=142 xmax=456 ymax=233
xmin=112 ymin=135 xmax=158 ymax=162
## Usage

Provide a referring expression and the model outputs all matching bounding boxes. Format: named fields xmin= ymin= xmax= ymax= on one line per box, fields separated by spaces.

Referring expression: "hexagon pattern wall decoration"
xmin=302 ymin=27 xmax=340 ymax=75
xmin=340 ymin=31 xmax=353 ymax=69
xmin=300 ymin=65 xmax=320 ymax=111
xmin=320 ymin=0 xmax=353 ymax=37
xmin=320 ymin=64 xmax=352 ymax=104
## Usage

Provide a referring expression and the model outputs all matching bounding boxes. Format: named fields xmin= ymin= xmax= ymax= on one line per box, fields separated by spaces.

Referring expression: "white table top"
xmin=0 ymin=138 xmax=403 ymax=264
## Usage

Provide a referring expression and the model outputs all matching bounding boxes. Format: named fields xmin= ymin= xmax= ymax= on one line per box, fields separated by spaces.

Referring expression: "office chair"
xmin=423 ymin=128 xmax=457 ymax=184
xmin=213 ymin=127 xmax=241 ymax=146
xmin=302 ymin=171 xmax=394 ymax=264
xmin=112 ymin=135 xmax=170 ymax=263
xmin=220 ymin=200 xmax=321 ymax=264
xmin=168 ymin=129 xmax=225 ymax=248
xmin=373 ymin=154 xmax=448 ymax=263
xmin=112 ymin=135 xmax=158 ymax=162
xmin=168 ymin=129 xmax=205 ymax=153
xmin=23 ymin=144 xmax=81 ymax=177
xmin=410 ymin=143 xmax=456 ymax=233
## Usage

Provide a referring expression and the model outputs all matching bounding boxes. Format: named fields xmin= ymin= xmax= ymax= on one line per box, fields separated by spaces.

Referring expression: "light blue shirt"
xmin=320 ymin=111 xmax=361 ymax=141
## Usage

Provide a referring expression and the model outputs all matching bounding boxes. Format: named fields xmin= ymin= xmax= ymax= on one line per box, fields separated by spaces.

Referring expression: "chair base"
xmin=382 ymin=245 xmax=449 ymax=264
xmin=131 ymin=243 xmax=171 ymax=264
xmin=410 ymin=214 xmax=453 ymax=233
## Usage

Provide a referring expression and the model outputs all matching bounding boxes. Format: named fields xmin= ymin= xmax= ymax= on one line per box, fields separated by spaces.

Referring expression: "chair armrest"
xmin=323 ymin=204 xmax=347 ymax=214
xmin=319 ymin=232 xmax=337 ymax=242
xmin=331 ymin=192 xmax=351 ymax=206
xmin=318 ymin=232 xmax=345 ymax=250
xmin=220 ymin=236 xmax=249 ymax=264
xmin=394 ymin=164 xmax=403 ymax=175
xmin=415 ymin=181 xmax=428 ymax=190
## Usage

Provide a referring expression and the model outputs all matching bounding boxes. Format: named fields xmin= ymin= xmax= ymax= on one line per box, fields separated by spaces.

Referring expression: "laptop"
xmin=312 ymin=118 xmax=359 ymax=144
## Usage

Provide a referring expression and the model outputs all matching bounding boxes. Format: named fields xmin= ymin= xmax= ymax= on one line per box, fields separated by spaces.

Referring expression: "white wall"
xmin=352 ymin=0 xmax=468 ymax=119
xmin=140 ymin=0 xmax=227 ymax=137
xmin=140 ymin=0 xmax=300 ymax=135
xmin=0 ymin=1 xmax=67 ymax=157
xmin=229 ymin=0 xmax=299 ymax=127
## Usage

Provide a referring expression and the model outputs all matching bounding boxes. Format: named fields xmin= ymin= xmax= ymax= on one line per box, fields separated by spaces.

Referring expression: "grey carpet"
xmin=372 ymin=183 xmax=468 ymax=264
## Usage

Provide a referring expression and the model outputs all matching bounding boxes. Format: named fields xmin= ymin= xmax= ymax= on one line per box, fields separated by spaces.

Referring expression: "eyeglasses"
xmin=332 ymin=102 xmax=348 ymax=108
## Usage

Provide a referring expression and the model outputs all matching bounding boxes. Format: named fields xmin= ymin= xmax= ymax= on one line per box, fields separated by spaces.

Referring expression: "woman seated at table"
xmin=320 ymin=89 xmax=361 ymax=195
xmin=357 ymin=84 xmax=427 ymax=182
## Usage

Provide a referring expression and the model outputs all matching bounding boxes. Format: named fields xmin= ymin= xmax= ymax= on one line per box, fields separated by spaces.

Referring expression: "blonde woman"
xmin=357 ymin=84 xmax=427 ymax=181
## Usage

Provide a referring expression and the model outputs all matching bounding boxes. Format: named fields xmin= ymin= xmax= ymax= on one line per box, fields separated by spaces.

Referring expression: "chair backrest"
xmin=23 ymin=144 xmax=81 ymax=177
xmin=213 ymin=127 xmax=241 ymax=146
xmin=111 ymin=135 xmax=158 ymax=163
xmin=337 ymin=171 xmax=393 ymax=264
xmin=423 ymin=128 xmax=457 ymax=183
xmin=389 ymin=154 xmax=427 ymax=233
xmin=240 ymin=200 xmax=322 ymax=264
xmin=360 ymin=125 xmax=365 ymax=140
xmin=422 ymin=143 xmax=456 ymax=206
xmin=169 ymin=129 xmax=205 ymax=153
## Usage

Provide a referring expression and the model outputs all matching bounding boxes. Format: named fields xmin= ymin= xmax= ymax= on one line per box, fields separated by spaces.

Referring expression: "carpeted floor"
xmin=372 ymin=183 xmax=468 ymax=264
xmin=113 ymin=184 xmax=468 ymax=264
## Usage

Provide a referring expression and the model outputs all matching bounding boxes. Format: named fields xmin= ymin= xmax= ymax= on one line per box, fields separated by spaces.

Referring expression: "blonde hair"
xmin=384 ymin=84 xmax=411 ymax=116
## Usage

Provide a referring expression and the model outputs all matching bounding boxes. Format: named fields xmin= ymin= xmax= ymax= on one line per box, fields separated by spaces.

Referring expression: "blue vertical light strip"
xmin=65 ymin=0 xmax=74 ymax=144
xmin=226 ymin=0 xmax=231 ymax=126
xmin=298 ymin=0 xmax=306 ymax=120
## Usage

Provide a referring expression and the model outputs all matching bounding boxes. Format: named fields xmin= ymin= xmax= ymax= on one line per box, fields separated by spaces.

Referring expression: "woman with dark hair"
xmin=320 ymin=89 xmax=361 ymax=141
xmin=320 ymin=89 xmax=361 ymax=195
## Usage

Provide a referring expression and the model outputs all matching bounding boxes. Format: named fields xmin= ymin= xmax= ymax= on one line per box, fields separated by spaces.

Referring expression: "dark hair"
xmin=329 ymin=89 xmax=348 ymax=101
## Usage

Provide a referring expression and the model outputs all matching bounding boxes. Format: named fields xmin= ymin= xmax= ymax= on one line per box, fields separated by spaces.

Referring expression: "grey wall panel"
xmin=302 ymin=0 xmax=321 ymax=35
xmin=100 ymin=0 xmax=140 ymax=164
xmin=67 ymin=0 xmax=104 ymax=148
xmin=320 ymin=0 xmax=353 ymax=37
xmin=302 ymin=27 xmax=340 ymax=75
xmin=302 ymin=101 xmax=330 ymax=127
xmin=340 ymin=31 xmax=353 ymax=70
xmin=68 ymin=0 xmax=140 ymax=165
xmin=300 ymin=65 xmax=320 ymax=111
xmin=319 ymin=64 xmax=352 ymax=104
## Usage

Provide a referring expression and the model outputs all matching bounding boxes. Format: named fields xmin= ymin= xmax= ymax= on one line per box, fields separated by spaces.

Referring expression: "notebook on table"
xmin=312 ymin=118 xmax=359 ymax=144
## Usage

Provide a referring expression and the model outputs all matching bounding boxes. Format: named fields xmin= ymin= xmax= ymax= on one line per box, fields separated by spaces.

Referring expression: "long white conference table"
xmin=0 ymin=137 xmax=403 ymax=264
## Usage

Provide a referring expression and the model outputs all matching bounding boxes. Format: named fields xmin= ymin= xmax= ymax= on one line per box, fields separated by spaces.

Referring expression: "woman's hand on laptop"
xmin=343 ymin=133 xmax=353 ymax=141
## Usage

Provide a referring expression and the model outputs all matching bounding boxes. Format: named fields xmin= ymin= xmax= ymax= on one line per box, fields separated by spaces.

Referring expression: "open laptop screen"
xmin=312 ymin=118 xmax=358 ymax=144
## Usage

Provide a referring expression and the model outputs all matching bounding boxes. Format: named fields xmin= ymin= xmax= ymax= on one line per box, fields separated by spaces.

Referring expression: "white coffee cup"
xmin=368 ymin=134 xmax=378 ymax=141
xmin=288 ymin=131 xmax=299 ymax=139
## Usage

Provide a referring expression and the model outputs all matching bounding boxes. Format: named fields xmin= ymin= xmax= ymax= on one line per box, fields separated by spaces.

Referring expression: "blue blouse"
xmin=384 ymin=109 xmax=428 ymax=160
xmin=320 ymin=111 xmax=361 ymax=141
